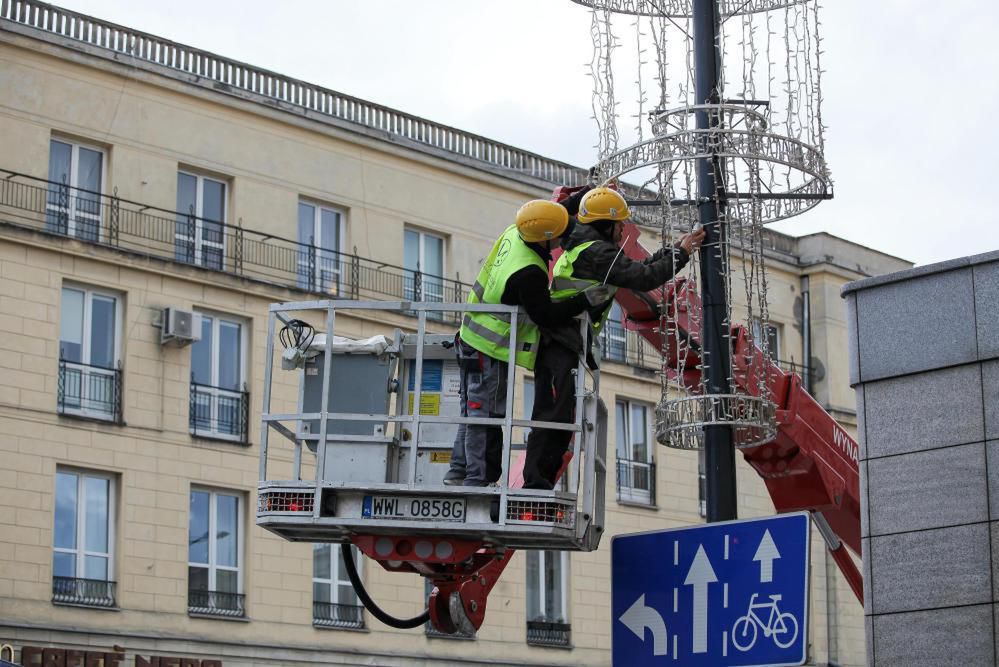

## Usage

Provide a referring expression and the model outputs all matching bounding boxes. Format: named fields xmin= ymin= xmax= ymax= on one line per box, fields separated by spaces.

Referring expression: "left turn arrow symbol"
xmin=619 ymin=594 xmax=668 ymax=657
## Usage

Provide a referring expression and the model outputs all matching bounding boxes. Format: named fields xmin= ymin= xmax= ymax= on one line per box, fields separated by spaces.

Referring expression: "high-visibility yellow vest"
xmin=550 ymin=241 xmax=617 ymax=331
xmin=459 ymin=225 xmax=543 ymax=370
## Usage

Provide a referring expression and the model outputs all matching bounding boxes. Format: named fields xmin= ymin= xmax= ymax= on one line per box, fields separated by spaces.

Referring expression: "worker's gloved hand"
xmin=583 ymin=284 xmax=612 ymax=306
xmin=678 ymin=226 xmax=706 ymax=254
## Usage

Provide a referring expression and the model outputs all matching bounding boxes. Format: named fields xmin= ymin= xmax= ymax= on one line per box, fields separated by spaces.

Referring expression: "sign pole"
xmin=692 ymin=0 xmax=737 ymax=522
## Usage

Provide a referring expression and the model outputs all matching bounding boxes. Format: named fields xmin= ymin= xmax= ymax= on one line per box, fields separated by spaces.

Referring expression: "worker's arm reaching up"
xmin=569 ymin=222 xmax=700 ymax=292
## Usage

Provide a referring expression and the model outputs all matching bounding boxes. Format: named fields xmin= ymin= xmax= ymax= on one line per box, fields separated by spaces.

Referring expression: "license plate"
xmin=362 ymin=495 xmax=466 ymax=522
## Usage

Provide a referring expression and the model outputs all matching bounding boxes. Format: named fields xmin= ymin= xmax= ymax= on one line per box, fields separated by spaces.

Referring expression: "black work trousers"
xmin=523 ymin=339 xmax=578 ymax=489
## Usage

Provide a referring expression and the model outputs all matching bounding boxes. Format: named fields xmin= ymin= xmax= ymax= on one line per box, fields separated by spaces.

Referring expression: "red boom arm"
xmin=610 ymin=219 xmax=863 ymax=601
xmin=553 ymin=182 xmax=861 ymax=600
xmin=393 ymin=188 xmax=862 ymax=634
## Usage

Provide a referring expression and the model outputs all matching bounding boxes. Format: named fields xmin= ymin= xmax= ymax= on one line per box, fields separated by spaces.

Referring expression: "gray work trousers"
xmin=447 ymin=340 xmax=508 ymax=486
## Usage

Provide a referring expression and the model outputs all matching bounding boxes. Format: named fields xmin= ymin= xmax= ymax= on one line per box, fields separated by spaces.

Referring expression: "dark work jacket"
xmin=546 ymin=223 xmax=690 ymax=355
xmin=501 ymin=244 xmax=590 ymax=330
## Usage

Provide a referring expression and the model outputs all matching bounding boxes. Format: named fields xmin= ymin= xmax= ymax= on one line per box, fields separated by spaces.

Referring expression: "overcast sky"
xmin=52 ymin=0 xmax=999 ymax=267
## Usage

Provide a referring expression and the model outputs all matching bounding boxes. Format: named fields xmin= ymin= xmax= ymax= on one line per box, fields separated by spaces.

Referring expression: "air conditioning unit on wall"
xmin=160 ymin=307 xmax=202 ymax=346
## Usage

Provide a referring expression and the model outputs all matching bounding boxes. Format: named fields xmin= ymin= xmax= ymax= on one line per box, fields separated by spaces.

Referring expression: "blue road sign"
xmin=612 ymin=512 xmax=810 ymax=667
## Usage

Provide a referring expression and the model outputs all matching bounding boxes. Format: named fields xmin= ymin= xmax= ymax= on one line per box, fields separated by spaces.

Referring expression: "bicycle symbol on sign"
xmin=731 ymin=593 xmax=799 ymax=651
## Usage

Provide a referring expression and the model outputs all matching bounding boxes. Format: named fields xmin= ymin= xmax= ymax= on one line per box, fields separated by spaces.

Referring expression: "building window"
xmin=47 ymin=138 xmax=104 ymax=241
xmin=522 ymin=379 xmax=534 ymax=444
xmin=190 ymin=313 xmax=248 ymax=443
xmin=750 ymin=318 xmax=781 ymax=360
xmin=601 ymin=302 xmax=627 ymax=363
xmin=313 ymin=544 xmax=364 ymax=629
xmin=58 ymin=286 xmax=122 ymax=423
xmin=424 ymin=579 xmax=475 ymax=639
xmin=615 ymin=400 xmax=655 ymax=504
xmin=698 ymin=449 xmax=707 ymax=518
xmin=526 ymin=550 xmax=571 ymax=647
xmin=403 ymin=227 xmax=445 ymax=303
xmin=298 ymin=201 xmax=345 ymax=295
xmin=175 ymin=171 xmax=227 ymax=270
xmin=52 ymin=469 xmax=116 ymax=608
xmin=188 ymin=488 xmax=244 ymax=617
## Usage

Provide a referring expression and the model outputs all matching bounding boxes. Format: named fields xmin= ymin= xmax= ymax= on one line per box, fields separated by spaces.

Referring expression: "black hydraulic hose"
xmin=341 ymin=544 xmax=431 ymax=629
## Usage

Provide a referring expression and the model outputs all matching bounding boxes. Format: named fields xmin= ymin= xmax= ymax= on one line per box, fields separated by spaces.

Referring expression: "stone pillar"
xmin=843 ymin=250 xmax=999 ymax=666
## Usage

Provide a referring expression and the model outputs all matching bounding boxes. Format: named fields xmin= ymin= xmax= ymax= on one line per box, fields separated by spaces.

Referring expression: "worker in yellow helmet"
xmin=444 ymin=192 xmax=608 ymax=487
xmin=523 ymin=186 xmax=705 ymax=489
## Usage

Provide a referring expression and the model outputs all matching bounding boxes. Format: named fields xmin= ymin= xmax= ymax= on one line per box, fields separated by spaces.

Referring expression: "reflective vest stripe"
xmin=461 ymin=315 xmax=534 ymax=352
xmin=459 ymin=225 xmax=543 ymax=370
xmin=461 ymin=314 xmax=508 ymax=348
xmin=550 ymin=240 xmax=617 ymax=331
xmin=551 ymin=277 xmax=594 ymax=293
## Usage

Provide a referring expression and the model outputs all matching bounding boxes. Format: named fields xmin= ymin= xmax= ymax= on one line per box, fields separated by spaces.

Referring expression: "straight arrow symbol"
xmin=684 ymin=544 xmax=718 ymax=654
xmin=753 ymin=529 xmax=781 ymax=583
xmin=619 ymin=594 xmax=668 ymax=656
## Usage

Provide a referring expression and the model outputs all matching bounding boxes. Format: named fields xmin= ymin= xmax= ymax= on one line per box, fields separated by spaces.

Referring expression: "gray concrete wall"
xmin=843 ymin=250 xmax=999 ymax=666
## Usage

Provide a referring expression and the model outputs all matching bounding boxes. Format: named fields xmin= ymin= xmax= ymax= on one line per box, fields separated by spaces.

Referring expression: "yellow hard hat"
xmin=577 ymin=187 xmax=630 ymax=224
xmin=515 ymin=200 xmax=569 ymax=243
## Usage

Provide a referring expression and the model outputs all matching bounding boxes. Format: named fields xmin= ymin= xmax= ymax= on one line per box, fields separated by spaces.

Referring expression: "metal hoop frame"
xmin=655 ymin=394 xmax=777 ymax=450
xmin=594 ymin=126 xmax=831 ymax=225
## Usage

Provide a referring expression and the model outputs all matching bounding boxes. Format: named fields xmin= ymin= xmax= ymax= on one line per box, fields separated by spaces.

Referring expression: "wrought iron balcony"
xmin=313 ymin=601 xmax=364 ymax=629
xmin=189 ymin=380 xmax=249 ymax=444
xmin=52 ymin=576 xmax=116 ymax=608
xmin=0 ymin=169 xmax=469 ymax=314
xmin=57 ymin=359 xmax=123 ymax=424
xmin=616 ymin=458 xmax=657 ymax=505
xmin=526 ymin=620 xmax=572 ymax=647
xmin=188 ymin=588 xmax=245 ymax=618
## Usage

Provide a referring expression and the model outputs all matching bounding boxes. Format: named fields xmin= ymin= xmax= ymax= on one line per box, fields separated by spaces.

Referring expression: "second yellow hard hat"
xmin=577 ymin=187 xmax=630 ymax=224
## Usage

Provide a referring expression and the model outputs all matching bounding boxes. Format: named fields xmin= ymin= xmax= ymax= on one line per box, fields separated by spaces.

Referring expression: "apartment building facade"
xmin=0 ymin=3 xmax=910 ymax=666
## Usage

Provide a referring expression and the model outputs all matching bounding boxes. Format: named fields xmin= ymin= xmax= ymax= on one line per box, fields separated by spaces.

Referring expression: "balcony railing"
xmin=188 ymin=588 xmax=245 ymax=618
xmin=599 ymin=325 xmax=662 ymax=372
xmin=52 ymin=576 xmax=116 ymax=608
xmin=526 ymin=620 xmax=572 ymax=648
xmin=0 ymin=169 xmax=470 ymax=309
xmin=616 ymin=458 xmax=657 ymax=504
xmin=313 ymin=601 xmax=364 ymax=629
xmin=57 ymin=359 xmax=122 ymax=424
xmin=189 ymin=380 xmax=249 ymax=444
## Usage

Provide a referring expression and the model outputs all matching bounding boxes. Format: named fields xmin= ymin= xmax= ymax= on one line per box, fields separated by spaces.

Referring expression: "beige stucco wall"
xmin=0 ymin=24 xmax=896 ymax=666
xmin=0 ymin=41 xmax=532 ymax=287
